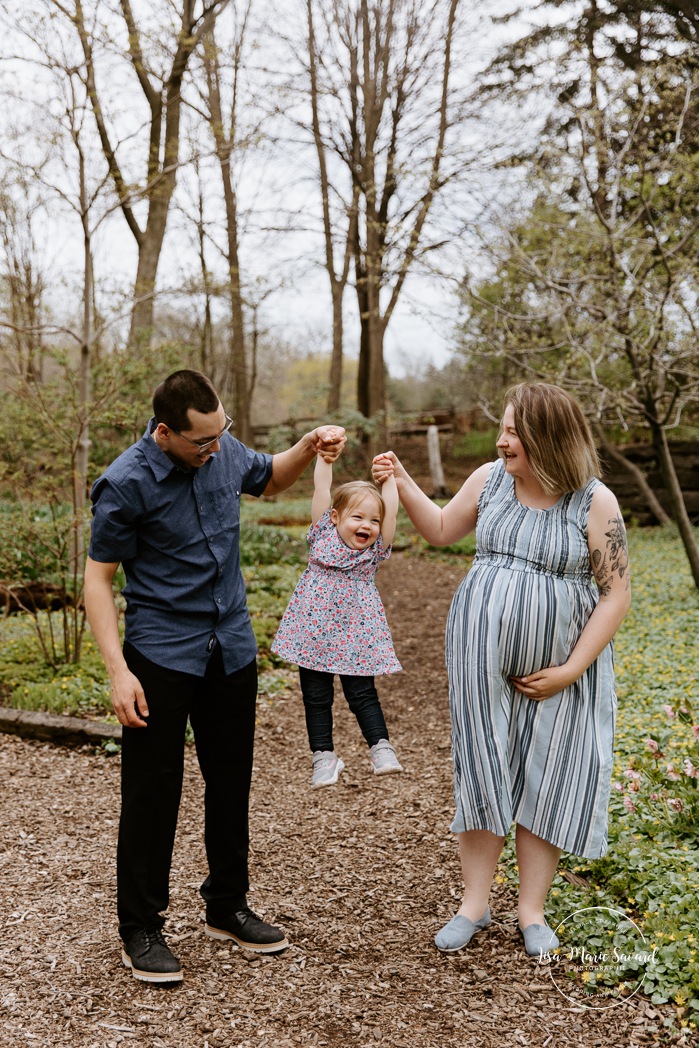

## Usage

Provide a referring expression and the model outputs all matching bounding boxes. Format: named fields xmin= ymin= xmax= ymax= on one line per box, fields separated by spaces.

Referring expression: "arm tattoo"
xmin=592 ymin=516 xmax=630 ymax=595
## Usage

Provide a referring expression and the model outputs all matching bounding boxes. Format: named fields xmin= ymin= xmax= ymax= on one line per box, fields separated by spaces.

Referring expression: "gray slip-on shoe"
xmin=520 ymin=922 xmax=560 ymax=957
xmin=434 ymin=907 xmax=491 ymax=952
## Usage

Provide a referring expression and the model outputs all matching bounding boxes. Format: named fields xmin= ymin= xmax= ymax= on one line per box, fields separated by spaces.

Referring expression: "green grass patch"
xmin=452 ymin=427 xmax=500 ymax=460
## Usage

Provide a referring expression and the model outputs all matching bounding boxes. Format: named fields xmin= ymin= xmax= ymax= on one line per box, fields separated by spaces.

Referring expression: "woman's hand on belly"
xmin=510 ymin=663 xmax=578 ymax=701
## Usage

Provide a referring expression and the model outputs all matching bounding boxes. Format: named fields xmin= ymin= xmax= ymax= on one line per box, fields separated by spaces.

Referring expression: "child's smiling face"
xmin=331 ymin=494 xmax=382 ymax=550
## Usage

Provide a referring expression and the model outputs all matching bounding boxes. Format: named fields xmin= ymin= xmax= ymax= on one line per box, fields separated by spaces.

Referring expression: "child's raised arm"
xmin=311 ymin=455 xmax=333 ymax=525
xmin=380 ymin=474 xmax=398 ymax=546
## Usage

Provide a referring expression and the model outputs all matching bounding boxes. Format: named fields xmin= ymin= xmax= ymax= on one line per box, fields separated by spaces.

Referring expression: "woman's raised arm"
xmin=372 ymin=452 xmax=491 ymax=547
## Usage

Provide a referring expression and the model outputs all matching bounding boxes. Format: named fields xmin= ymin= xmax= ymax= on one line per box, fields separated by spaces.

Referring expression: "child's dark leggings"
xmin=298 ymin=666 xmax=389 ymax=753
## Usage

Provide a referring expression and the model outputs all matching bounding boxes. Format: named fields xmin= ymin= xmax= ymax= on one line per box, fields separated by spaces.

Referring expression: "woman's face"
xmin=496 ymin=404 xmax=530 ymax=478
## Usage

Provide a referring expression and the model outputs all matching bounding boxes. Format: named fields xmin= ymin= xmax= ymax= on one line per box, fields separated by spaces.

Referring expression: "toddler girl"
xmin=272 ymin=453 xmax=403 ymax=787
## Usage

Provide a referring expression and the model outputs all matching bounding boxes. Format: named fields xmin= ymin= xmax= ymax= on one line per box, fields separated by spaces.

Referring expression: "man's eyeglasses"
xmin=169 ymin=414 xmax=234 ymax=453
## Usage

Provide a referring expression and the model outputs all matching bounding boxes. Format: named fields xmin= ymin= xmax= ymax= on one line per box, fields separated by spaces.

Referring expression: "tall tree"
xmin=196 ymin=2 xmax=261 ymax=443
xmin=57 ymin=0 xmax=230 ymax=348
xmin=302 ymin=0 xmax=359 ymax=413
xmin=297 ymin=0 xmax=467 ymax=434
xmin=0 ymin=5 xmax=119 ymax=661
xmin=0 ymin=177 xmax=46 ymax=384
xmin=465 ymin=1 xmax=699 ymax=582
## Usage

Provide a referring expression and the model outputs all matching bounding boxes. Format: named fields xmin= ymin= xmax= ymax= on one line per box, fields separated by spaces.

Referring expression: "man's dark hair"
xmin=153 ymin=371 xmax=219 ymax=432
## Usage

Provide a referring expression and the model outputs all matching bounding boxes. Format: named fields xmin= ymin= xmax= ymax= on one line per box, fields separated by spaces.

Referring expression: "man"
xmin=84 ymin=370 xmax=346 ymax=983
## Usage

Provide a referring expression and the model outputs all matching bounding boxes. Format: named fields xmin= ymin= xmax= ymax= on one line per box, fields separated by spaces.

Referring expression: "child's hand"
xmin=372 ymin=453 xmax=396 ymax=485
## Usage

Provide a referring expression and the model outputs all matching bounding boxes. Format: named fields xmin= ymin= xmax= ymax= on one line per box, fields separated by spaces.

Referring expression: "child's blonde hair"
xmin=332 ymin=481 xmax=385 ymax=526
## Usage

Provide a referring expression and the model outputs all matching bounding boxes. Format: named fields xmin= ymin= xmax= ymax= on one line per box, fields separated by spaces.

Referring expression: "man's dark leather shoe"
xmin=121 ymin=927 xmax=183 ymax=983
xmin=205 ymin=906 xmax=289 ymax=953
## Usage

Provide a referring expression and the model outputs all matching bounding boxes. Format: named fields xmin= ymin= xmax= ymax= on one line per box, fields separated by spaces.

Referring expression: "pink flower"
xmin=666 ymin=764 xmax=681 ymax=781
xmin=623 ymin=796 xmax=637 ymax=814
xmin=650 ymin=793 xmax=659 ymax=801
xmin=612 ymin=782 xmax=624 ymax=792
xmin=691 ymin=725 xmax=699 ymax=739
xmin=645 ymin=739 xmax=659 ymax=754
xmin=625 ymin=769 xmax=642 ymax=780
xmin=663 ymin=705 xmax=676 ymax=720
xmin=683 ymin=759 xmax=698 ymax=779
xmin=667 ymin=798 xmax=684 ymax=813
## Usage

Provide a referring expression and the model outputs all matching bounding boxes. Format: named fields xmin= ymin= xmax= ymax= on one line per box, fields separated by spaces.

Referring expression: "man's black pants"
xmin=118 ymin=642 xmax=257 ymax=941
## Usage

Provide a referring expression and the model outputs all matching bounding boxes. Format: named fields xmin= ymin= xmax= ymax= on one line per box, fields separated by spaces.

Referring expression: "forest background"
xmin=2 ymin=0 xmax=699 ymax=539
xmin=2 ymin=0 xmax=699 ymax=1035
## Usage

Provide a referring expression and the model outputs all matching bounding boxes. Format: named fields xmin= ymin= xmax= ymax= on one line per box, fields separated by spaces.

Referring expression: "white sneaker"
xmin=311 ymin=750 xmax=345 ymax=788
xmin=369 ymin=740 xmax=403 ymax=775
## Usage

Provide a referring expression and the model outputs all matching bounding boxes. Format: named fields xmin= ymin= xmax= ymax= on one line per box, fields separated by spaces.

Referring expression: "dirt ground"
xmin=0 ymin=555 xmax=688 ymax=1048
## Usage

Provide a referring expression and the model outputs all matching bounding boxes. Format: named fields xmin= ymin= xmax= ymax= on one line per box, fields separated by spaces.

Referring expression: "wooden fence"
xmin=600 ymin=440 xmax=699 ymax=525
xmin=250 ymin=414 xmax=698 ymax=525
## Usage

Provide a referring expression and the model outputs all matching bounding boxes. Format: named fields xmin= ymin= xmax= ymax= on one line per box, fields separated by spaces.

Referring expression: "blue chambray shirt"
xmin=88 ymin=421 xmax=273 ymax=676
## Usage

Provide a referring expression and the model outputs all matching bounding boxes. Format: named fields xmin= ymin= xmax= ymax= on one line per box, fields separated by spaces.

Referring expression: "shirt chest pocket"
xmin=207 ymin=487 xmax=241 ymax=536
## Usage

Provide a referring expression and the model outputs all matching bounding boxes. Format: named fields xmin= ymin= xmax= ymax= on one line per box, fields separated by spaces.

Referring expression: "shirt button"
xmin=217 ymin=598 xmax=222 ymax=604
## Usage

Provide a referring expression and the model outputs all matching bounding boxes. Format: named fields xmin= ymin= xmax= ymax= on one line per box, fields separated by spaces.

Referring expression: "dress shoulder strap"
xmin=570 ymin=476 xmax=602 ymax=527
xmin=478 ymin=459 xmax=507 ymax=512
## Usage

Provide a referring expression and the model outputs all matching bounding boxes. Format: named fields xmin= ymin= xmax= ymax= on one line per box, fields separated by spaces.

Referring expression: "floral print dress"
xmin=271 ymin=509 xmax=402 ymax=676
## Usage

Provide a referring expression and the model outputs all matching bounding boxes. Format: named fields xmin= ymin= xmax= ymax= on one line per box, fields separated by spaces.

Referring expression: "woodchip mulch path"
xmin=0 ymin=555 xmax=686 ymax=1047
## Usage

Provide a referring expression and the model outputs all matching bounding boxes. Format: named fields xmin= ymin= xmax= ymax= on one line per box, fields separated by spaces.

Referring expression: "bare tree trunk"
xmin=71 ymin=0 xmax=231 ymax=349
xmin=328 ymin=296 xmax=344 ymax=413
xmin=593 ymin=425 xmax=671 ymax=525
xmin=356 ymin=258 xmax=370 ymax=418
xmin=72 ymin=219 xmax=91 ymax=665
xmin=74 ymin=164 xmax=92 ymax=565
xmin=193 ymin=172 xmax=214 ymax=375
xmin=344 ymin=0 xmax=459 ymax=433
xmin=202 ymin=20 xmax=251 ymax=443
xmin=651 ymin=422 xmax=699 ymax=588
xmin=249 ymin=302 xmax=259 ymax=410
xmin=306 ymin=0 xmax=357 ymax=415
xmin=364 ymin=192 xmax=386 ymax=426
xmin=222 ymin=190 xmax=250 ymax=443
xmin=69 ymin=88 xmax=94 ymax=665
xmin=129 ymin=214 xmax=167 ymax=346
xmin=0 ymin=193 xmax=45 ymax=382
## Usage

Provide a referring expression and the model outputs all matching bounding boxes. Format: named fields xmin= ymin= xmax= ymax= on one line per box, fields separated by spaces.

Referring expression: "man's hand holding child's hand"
xmin=314 ymin=426 xmax=347 ymax=462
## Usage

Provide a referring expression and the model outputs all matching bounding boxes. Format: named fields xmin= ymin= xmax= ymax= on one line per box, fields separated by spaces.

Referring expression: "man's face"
xmin=156 ymin=403 xmax=228 ymax=469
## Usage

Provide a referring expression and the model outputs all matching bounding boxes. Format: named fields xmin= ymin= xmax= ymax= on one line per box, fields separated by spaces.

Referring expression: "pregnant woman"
xmin=372 ymin=382 xmax=630 ymax=957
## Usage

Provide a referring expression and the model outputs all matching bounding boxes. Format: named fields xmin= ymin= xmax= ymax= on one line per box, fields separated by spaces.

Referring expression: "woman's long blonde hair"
xmin=504 ymin=382 xmax=600 ymax=495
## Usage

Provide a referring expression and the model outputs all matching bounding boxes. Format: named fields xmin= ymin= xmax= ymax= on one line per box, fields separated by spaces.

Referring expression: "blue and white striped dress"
xmin=445 ymin=459 xmax=616 ymax=859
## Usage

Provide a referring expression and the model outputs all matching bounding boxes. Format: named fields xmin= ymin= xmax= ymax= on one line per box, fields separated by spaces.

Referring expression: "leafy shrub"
xmin=618 ymin=700 xmax=699 ymax=838
xmin=239 ymin=521 xmax=307 ymax=567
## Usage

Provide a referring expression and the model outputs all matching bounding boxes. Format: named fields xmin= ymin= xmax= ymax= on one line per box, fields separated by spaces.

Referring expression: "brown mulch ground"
xmin=0 ymin=555 xmax=686 ymax=1048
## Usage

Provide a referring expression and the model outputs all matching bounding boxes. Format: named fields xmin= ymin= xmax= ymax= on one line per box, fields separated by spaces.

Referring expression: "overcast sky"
xmin=0 ymin=0 xmax=536 ymax=378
